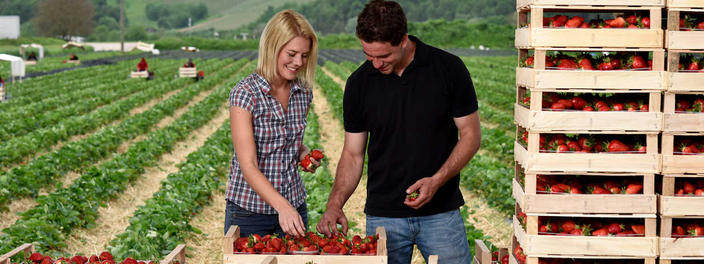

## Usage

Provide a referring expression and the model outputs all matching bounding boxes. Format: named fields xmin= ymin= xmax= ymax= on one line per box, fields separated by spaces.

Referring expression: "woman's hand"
xmin=298 ymin=145 xmax=320 ymax=173
xmin=277 ymin=203 xmax=307 ymax=237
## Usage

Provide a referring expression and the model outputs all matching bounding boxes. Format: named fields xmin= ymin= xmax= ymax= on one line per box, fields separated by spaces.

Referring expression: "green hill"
xmin=123 ymin=0 xmax=315 ymax=32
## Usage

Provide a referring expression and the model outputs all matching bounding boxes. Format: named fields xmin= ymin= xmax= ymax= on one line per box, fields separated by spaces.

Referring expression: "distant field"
xmin=124 ymin=0 xmax=315 ymax=32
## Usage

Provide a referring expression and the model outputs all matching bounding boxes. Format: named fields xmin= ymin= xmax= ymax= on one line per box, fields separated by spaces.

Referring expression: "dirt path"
xmin=62 ymin=62 xmax=242 ymax=253
xmin=184 ymin=185 xmax=227 ymax=264
xmin=63 ymin=100 xmax=231 ymax=254
xmin=321 ymin=66 xmax=346 ymax=91
xmin=0 ymin=87 xmax=184 ymax=234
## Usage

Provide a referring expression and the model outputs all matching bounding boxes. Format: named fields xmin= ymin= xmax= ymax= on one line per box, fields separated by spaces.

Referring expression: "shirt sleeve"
xmin=343 ymin=74 xmax=365 ymax=133
xmin=449 ymin=56 xmax=479 ymax=118
xmin=229 ymin=81 xmax=255 ymax=113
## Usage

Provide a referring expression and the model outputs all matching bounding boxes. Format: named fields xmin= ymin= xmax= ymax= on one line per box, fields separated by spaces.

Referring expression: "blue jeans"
xmin=366 ymin=209 xmax=472 ymax=264
xmin=224 ymin=200 xmax=308 ymax=237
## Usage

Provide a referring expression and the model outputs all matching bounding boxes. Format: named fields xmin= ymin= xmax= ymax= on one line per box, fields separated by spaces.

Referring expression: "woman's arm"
xmin=230 ymin=106 xmax=306 ymax=236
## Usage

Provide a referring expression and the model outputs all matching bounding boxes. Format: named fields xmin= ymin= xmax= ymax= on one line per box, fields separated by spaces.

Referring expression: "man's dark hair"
xmin=356 ymin=0 xmax=407 ymax=46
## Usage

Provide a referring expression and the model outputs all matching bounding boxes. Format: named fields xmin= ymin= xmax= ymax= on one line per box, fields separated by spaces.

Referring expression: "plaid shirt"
xmin=227 ymin=73 xmax=311 ymax=214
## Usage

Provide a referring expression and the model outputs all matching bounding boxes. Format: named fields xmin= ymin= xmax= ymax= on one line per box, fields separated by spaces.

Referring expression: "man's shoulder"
xmin=346 ymin=61 xmax=373 ymax=85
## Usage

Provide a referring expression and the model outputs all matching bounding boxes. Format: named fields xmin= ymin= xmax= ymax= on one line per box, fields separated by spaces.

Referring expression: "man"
xmin=316 ymin=0 xmax=481 ymax=263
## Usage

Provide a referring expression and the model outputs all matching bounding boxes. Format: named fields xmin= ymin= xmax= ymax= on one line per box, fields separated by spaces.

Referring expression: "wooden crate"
xmin=223 ymin=225 xmax=388 ymax=264
xmin=517 ymin=0 xmax=666 ymax=9
xmin=668 ymin=50 xmax=704 ymax=92
xmin=514 ymin=128 xmax=661 ymax=173
xmin=0 ymin=243 xmax=186 ymax=264
xmin=666 ymin=9 xmax=704 ymax=49
xmin=513 ymin=212 xmax=658 ymax=257
xmin=661 ymin=174 xmax=704 ymax=216
xmin=515 ymin=87 xmax=663 ymax=132
xmin=513 ymin=163 xmax=657 ymax=214
xmin=517 ymin=48 xmax=667 ymax=90
xmin=131 ymin=71 xmax=149 ymax=78
xmin=179 ymin=67 xmax=197 ymax=78
xmin=24 ymin=60 xmax=36 ymax=65
xmin=474 ymin=239 xmax=508 ymax=264
xmin=67 ymin=60 xmax=80 ymax=65
xmin=668 ymin=0 xmax=704 ymax=7
xmin=516 ymin=6 xmax=663 ymax=48
xmin=663 ymin=92 xmax=704 ymax=131
xmin=661 ymin=132 xmax=704 ymax=174
xmin=660 ymin=216 xmax=704 ymax=258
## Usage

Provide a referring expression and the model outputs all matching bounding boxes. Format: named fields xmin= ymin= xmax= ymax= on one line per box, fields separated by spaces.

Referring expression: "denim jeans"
xmin=366 ymin=209 xmax=472 ymax=264
xmin=224 ymin=200 xmax=308 ymax=237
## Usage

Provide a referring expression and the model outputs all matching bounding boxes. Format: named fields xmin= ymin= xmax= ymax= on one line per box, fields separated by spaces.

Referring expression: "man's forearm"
xmin=326 ymin=151 xmax=365 ymax=210
xmin=433 ymin=135 xmax=480 ymax=185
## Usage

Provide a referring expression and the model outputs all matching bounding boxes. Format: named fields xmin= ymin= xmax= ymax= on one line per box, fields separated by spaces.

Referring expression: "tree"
xmin=35 ymin=0 xmax=95 ymax=40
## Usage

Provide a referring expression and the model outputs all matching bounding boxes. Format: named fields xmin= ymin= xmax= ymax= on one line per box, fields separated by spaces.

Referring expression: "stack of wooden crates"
xmin=660 ymin=0 xmax=704 ymax=263
xmin=511 ymin=0 xmax=667 ymax=263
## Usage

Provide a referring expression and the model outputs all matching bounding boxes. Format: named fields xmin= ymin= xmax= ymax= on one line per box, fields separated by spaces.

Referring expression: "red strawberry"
xmin=565 ymin=16 xmax=584 ymax=28
xmin=551 ymin=102 xmax=566 ymax=110
xmin=641 ymin=17 xmax=650 ymax=28
xmin=689 ymin=59 xmax=701 ymax=71
xmin=311 ymin=149 xmax=324 ymax=161
xmin=607 ymin=140 xmax=630 ymax=152
xmin=561 ymin=220 xmax=576 ymax=232
xmin=609 ymin=17 xmax=626 ymax=28
xmin=567 ymin=141 xmax=581 ymax=151
xmin=591 ymin=186 xmax=611 ymax=194
xmin=30 ymin=253 xmax=44 ymax=262
xmin=625 ymin=183 xmax=643 ymax=194
xmin=631 ymin=224 xmax=646 ymax=235
xmin=640 ymin=103 xmax=649 ymax=112
xmin=514 ymin=246 xmax=526 ymax=262
xmin=674 ymin=225 xmax=687 ymax=236
xmin=524 ymin=56 xmax=534 ymax=68
xmin=122 ymin=258 xmax=138 ymax=264
xmin=557 ymin=58 xmax=578 ymax=70
xmin=550 ymin=15 xmax=568 ymax=27
xmin=607 ymin=222 xmax=623 ymax=234
xmin=407 ymin=190 xmax=419 ymax=201
xmin=99 ymin=252 xmax=113 ymax=261
xmin=628 ymin=55 xmax=647 ymax=69
xmin=592 ymin=228 xmax=609 ymax=236
xmin=583 ymin=105 xmax=594 ymax=111
xmin=612 ymin=103 xmax=625 ymax=111
xmin=578 ymin=57 xmax=594 ymax=70
xmin=684 ymin=181 xmax=696 ymax=194
xmin=697 ymin=21 xmax=704 ymax=30
xmin=571 ymin=97 xmax=587 ymax=110
xmin=626 ymin=15 xmax=639 ymax=25
xmin=695 ymin=189 xmax=704 ymax=196
xmin=556 ymin=144 xmax=570 ymax=153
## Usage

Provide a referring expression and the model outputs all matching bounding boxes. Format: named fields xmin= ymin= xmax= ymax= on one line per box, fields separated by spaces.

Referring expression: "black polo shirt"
xmin=343 ymin=36 xmax=478 ymax=217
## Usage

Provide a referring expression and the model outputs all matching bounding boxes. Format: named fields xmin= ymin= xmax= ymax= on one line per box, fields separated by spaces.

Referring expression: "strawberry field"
xmin=0 ymin=51 xmax=518 ymax=263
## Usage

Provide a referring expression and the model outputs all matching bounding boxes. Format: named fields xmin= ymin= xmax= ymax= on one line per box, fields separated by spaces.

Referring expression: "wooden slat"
xmin=474 ymin=239 xmax=493 ymax=264
xmin=517 ymin=0 xmax=665 ymax=9
xmin=161 ymin=244 xmax=186 ymax=264
xmin=661 ymin=237 xmax=704 ymax=258
xmin=661 ymin=196 xmax=704 ymax=216
xmin=0 ymin=244 xmax=34 ymax=264
xmin=668 ymin=0 xmax=704 ymax=7
xmin=514 ymin=103 xmax=663 ymax=132
xmin=668 ymin=31 xmax=704 ymax=50
xmin=517 ymin=28 xmax=663 ymax=49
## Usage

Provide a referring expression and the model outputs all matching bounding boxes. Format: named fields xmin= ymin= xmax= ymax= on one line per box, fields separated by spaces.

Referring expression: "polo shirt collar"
xmin=253 ymin=73 xmax=303 ymax=94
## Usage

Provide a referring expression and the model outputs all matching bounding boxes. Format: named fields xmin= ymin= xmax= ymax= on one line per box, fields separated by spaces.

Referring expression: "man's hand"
xmin=404 ymin=177 xmax=441 ymax=209
xmin=316 ymin=207 xmax=348 ymax=237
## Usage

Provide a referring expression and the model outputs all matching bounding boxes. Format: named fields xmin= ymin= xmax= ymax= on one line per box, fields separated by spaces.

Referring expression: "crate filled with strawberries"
xmin=222 ymin=225 xmax=387 ymax=264
xmin=516 ymin=5 xmax=662 ymax=48
xmin=513 ymin=205 xmax=658 ymax=258
xmin=0 ymin=243 xmax=185 ymax=264
xmin=513 ymin=163 xmax=656 ymax=215
xmin=474 ymin=239 xmax=509 ymax=264
xmin=661 ymin=175 xmax=704 ymax=217
xmin=516 ymin=0 xmax=665 ymax=10
xmin=663 ymin=92 xmax=704 ymax=131
xmin=661 ymin=132 xmax=704 ymax=174
xmin=517 ymin=48 xmax=666 ymax=90
xmin=659 ymin=217 xmax=704 ymax=259
xmin=666 ymin=9 xmax=704 ymax=49
xmin=668 ymin=51 xmax=704 ymax=92
xmin=515 ymin=126 xmax=660 ymax=173
xmin=516 ymin=87 xmax=662 ymax=132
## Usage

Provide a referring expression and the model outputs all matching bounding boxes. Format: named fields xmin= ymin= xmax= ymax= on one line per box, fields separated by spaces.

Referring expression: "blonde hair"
xmin=257 ymin=10 xmax=318 ymax=88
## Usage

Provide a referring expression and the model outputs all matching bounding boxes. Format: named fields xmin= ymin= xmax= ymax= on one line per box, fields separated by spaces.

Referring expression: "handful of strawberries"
xmin=233 ymin=231 xmax=378 ymax=255
xmin=299 ymin=149 xmax=325 ymax=171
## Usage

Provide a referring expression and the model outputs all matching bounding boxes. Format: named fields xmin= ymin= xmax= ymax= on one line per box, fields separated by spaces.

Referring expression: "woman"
xmin=226 ymin=9 xmax=319 ymax=238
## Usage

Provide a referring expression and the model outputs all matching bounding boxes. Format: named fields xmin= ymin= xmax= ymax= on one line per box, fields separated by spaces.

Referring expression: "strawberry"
xmin=698 ymin=21 xmax=704 ymax=30
xmin=551 ymin=102 xmax=566 ymax=110
xmin=407 ymin=190 xmax=419 ymax=201
xmin=626 ymin=15 xmax=639 ymax=25
xmin=625 ymin=183 xmax=643 ymax=194
xmin=583 ymin=105 xmax=594 ymax=111
xmin=674 ymin=225 xmax=687 ymax=236
xmin=311 ymin=149 xmax=324 ymax=161
xmin=640 ymin=103 xmax=649 ymax=112
xmin=30 ymin=253 xmax=44 ymax=262
xmin=684 ymin=181 xmax=696 ymax=194
xmin=688 ymin=225 xmax=704 ymax=236
xmin=577 ymin=137 xmax=593 ymax=151
xmin=550 ymin=15 xmax=568 ymax=27
xmin=514 ymin=246 xmax=526 ymax=262
xmin=557 ymin=58 xmax=578 ymax=70
xmin=631 ymin=224 xmax=645 ymax=235
xmin=571 ymin=97 xmax=587 ymax=110
xmin=99 ymin=252 xmax=113 ymax=261
xmin=300 ymin=155 xmax=317 ymax=170
xmin=628 ymin=24 xmax=639 ymax=29
xmin=607 ymin=140 xmax=630 ymax=152
xmin=566 ymin=141 xmax=581 ymax=151
xmin=627 ymin=55 xmax=647 ymax=69
xmin=592 ymin=228 xmax=609 ymax=236
xmin=561 ymin=220 xmax=576 ymax=232
xmin=524 ymin=56 xmax=534 ymax=68
xmin=607 ymin=222 xmax=623 ymax=234
xmin=688 ymin=58 xmax=701 ymax=71
xmin=591 ymin=185 xmax=611 ymax=194
xmin=641 ymin=17 xmax=650 ymax=28
xmin=680 ymin=144 xmax=699 ymax=155
xmin=565 ymin=16 xmax=584 ymax=28
xmin=609 ymin=17 xmax=626 ymax=28
xmin=612 ymin=103 xmax=625 ymax=111
xmin=556 ymin=99 xmax=573 ymax=108
xmin=556 ymin=144 xmax=570 ymax=153
xmin=693 ymin=99 xmax=704 ymax=112
xmin=122 ymin=258 xmax=138 ymax=264
xmin=577 ymin=56 xmax=594 ymax=70
xmin=90 ymin=255 xmax=99 ymax=263
xmin=695 ymin=189 xmax=704 ymax=196
xmin=677 ymin=100 xmax=691 ymax=110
